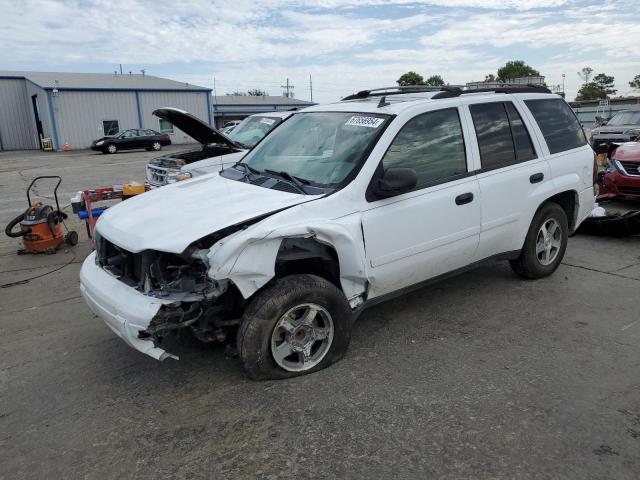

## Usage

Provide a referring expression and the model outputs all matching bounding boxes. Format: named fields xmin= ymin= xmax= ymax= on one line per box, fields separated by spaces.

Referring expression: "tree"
xmin=575 ymin=72 xmax=617 ymax=101
xmin=397 ymin=71 xmax=424 ymax=86
xmin=425 ymin=74 xmax=445 ymax=86
xmin=484 ymin=73 xmax=496 ymax=82
xmin=226 ymin=90 xmax=248 ymax=96
xmin=496 ymin=60 xmax=540 ymax=82
xmin=578 ymin=66 xmax=593 ymax=84
xmin=247 ymin=88 xmax=267 ymax=96
xmin=630 ymin=74 xmax=640 ymax=91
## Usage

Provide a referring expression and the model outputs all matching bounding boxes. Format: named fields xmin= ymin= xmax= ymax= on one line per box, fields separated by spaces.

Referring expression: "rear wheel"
xmin=237 ymin=274 xmax=354 ymax=380
xmin=152 ymin=141 xmax=162 ymax=151
xmin=510 ymin=202 xmax=568 ymax=279
xmin=106 ymin=143 xmax=117 ymax=154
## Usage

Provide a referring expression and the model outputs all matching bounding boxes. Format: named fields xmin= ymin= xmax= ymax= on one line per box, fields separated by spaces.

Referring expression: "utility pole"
xmin=309 ymin=74 xmax=313 ymax=102
xmin=213 ymin=77 xmax=218 ymax=127
xmin=281 ymin=78 xmax=295 ymax=98
xmin=119 ymin=64 xmax=123 ymax=75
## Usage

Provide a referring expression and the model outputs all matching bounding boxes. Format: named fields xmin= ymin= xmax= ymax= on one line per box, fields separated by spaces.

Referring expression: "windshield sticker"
xmin=260 ymin=118 xmax=276 ymax=125
xmin=345 ymin=116 xmax=384 ymax=128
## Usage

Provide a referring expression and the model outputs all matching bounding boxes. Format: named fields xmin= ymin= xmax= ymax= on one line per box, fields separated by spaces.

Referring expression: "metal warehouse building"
xmin=0 ymin=71 xmax=212 ymax=151
xmin=212 ymin=95 xmax=315 ymax=128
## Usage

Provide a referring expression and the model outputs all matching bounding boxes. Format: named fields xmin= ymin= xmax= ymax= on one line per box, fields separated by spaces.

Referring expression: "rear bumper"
xmin=79 ymin=252 xmax=176 ymax=360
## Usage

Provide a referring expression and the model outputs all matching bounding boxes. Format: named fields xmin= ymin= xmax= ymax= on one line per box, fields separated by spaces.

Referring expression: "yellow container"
xmin=122 ymin=183 xmax=145 ymax=196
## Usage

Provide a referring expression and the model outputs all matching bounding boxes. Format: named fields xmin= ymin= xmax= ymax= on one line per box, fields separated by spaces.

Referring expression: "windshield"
xmin=228 ymin=115 xmax=283 ymax=148
xmin=607 ymin=111 xmax=640 ymax=126
xmin=240 ymin=112 xmax=389 ymax=186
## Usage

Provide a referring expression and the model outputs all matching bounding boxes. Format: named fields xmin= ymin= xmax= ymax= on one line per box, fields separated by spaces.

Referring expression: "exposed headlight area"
xmin=94 ymin=232 xmax=222 ymax=302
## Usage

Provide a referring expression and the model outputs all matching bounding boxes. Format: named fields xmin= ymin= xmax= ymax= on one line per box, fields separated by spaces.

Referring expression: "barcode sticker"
xmin=345 ymin=116 xmax=384 ymax=128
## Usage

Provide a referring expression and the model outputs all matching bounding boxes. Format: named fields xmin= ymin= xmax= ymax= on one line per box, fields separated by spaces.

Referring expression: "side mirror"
xmin=375 ymin=167 xmax=417 ymax=198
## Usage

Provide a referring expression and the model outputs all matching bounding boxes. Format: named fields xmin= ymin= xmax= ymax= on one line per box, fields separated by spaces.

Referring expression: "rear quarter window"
xmin=524 ymin=98 xmax=587 ymax=154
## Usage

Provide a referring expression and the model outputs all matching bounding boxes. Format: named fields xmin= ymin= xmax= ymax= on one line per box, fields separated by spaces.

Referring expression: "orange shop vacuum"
xmin=5 ymin=176 xmax=78 ymax=254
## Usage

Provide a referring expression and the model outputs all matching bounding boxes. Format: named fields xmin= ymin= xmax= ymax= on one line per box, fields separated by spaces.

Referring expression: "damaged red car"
xmin=599 ymin=142 xmax=640 ymax=201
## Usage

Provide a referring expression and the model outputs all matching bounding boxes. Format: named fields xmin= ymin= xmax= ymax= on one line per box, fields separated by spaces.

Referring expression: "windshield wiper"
xmin=263 ymin=169 xmax=309 ymax=193
xmin=231 ymin=162 xmax=261 ymax=180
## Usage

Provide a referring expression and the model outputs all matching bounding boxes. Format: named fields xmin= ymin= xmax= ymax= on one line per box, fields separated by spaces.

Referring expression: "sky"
xmin=1 ymin=0 xmax=639 ymax=103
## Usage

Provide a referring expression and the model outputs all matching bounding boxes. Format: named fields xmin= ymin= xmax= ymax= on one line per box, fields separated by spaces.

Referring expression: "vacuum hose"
xmin=5 ymin=211 xmax=28 ymax=238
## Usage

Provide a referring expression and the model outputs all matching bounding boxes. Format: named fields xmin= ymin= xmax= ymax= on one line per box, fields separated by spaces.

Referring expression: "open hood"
xmin=153 ymin=107 xmax=238 ymax=147
xmin=96 ymin=174 xmax=318 ymax=253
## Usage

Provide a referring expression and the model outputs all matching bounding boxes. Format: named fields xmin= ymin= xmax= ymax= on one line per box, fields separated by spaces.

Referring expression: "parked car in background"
xmin=90 ymin=129 xmax=171 ymax=154
xmin=599 ymin=141 xmax=640 ymax=201
xmin=146 ymin=109 xmax=292 ymax=186
xmin=590 ymin=110 xmax=640 ymax=154
xmin=81 ymin=86 xmax=595 ymax=379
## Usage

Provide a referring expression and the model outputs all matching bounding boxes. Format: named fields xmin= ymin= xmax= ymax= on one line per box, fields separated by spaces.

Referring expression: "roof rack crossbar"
xmin=342 ymin=85 xmax=462 ymax=101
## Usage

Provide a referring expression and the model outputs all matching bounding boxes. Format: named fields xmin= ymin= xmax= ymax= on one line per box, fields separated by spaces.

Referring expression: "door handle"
xmin=455 ymin=192 xmax=474 ymax=205
xmin=530 ymin=173 xmax=544 ymax=184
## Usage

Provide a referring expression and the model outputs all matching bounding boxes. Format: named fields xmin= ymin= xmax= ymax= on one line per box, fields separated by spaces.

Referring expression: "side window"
xmin=505 ymin=103 xmax=536 ymax=162
xmin=381 ymin=108 xmax=467 ymax=189
xmin=470 ymin=102 xmax=537 ymax=169
xmin=121 ymin=130 xmax=135 ymax=138
xmin=524 ymin=98 xmax=587 ymax=154
xmin=145 ymin=129 xmax=156 ymax=136
xmin=103 ymin=120 xmax=119 ymax=136
xmin=470 ymin=103 xmax=515 ymax=169
xmin=159 ymin=119 xmax=174 ymax=134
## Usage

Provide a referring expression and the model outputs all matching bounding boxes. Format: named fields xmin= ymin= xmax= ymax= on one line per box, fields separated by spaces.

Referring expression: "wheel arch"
xmin=207 ymin=220 xmax=368 ymax=306
xmin=540 ymin=189 xmax=579 ymax=231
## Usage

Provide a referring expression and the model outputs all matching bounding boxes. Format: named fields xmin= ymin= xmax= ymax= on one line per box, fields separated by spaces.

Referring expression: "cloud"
xmin=0 ymin=0 xmax=638 ymax=102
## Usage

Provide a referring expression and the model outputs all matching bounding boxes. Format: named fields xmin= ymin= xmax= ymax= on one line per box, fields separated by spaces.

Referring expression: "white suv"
xmin=80 ymin=86 xmax=595 ymax=379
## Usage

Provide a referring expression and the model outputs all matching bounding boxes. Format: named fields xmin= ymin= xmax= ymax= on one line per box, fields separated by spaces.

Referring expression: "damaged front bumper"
xmin=80 ymin=252 xmax=178 ymax=361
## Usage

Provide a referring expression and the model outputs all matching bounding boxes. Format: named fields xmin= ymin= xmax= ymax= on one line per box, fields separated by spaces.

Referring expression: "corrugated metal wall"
xmin=53 ymin=91 xmax=138 ymax=148
xmin=25 ymin=81 xmax=52 ymax=147
xmin=138 ymin=91 xmax=209 ymax=144
xmin=0 ymin=78 xmax=37 ymax=150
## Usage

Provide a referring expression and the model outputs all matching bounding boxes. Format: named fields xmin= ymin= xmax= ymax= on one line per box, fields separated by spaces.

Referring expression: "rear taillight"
xmin=163 ymin=134 xmax=170 ymax=140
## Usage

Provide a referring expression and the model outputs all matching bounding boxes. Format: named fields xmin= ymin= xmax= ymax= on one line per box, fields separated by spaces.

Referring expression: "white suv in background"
xmin=80 ymin=85 xmax=595 ymax=379
xmin=146 ymin=109 xmax=293 ymax=186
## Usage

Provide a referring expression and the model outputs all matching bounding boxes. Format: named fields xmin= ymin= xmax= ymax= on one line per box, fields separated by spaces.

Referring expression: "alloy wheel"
xmin=536 ymin=218 xmax=562 ymax=266
xmin=270 ymin=303 xmax=334 ymax=372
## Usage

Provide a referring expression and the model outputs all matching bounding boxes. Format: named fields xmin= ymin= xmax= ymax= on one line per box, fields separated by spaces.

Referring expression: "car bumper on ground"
xmin=599 ymin=170 xmax=640 ymax=201
xmin=79 ymin=251 xmax=176 ymax=360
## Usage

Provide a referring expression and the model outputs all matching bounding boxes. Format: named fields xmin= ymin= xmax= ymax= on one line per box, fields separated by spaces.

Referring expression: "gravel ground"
xmin=1 ymin=148 xmax=639 ymax=479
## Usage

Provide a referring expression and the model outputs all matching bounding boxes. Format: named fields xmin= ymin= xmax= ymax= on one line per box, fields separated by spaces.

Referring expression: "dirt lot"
xmin=1 ymin=148 xmax=639 ymax=479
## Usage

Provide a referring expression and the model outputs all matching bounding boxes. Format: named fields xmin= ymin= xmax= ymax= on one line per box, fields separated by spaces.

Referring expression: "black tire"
xmin=65 ymin=230 xmax=78 ymax=246
xmin=105 ymin=143 xmax=117 ymax=154
xmin=510 ymin=202 xmax=568 ymax=279
xmin=237 ymin=274 xmax=354 ymax=380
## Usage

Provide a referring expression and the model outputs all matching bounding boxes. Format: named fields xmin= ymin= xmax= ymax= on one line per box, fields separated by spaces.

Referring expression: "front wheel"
xmin=237 ymin=274 xmax=354 ymax=380
xmin=510 ymin=202 xmax=568 ymax=279
xmin=106 ymin=143 xmax=117 ymax=154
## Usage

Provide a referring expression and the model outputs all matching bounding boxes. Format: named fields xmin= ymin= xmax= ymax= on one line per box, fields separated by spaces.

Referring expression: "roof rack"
xmin=342 ymin=85 xmax=461 ymax=101
xmin=432 ymin=84 xmax=552 ymax=99
xmin=342 ymin=83 xmax=552 ymax=102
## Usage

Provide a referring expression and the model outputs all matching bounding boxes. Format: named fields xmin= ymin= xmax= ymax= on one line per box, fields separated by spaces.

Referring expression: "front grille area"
xmin=95 ymin=233 xmax=145 ymax=287
xmin=619 ymin=161 xmax=640 ymax=176
xmin=618 ymin=186 xmax=640 ymax=196
xmin=95 ymin=233 xmax=208 ymax=293
xmin=146 ymin=165 xmax=168 ymax=185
